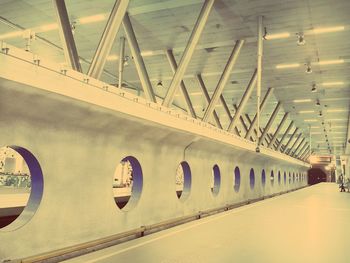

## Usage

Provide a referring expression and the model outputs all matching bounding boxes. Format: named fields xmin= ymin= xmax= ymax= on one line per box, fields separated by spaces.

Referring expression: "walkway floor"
xmin=65 ymin=183 xmax=350 ymax=263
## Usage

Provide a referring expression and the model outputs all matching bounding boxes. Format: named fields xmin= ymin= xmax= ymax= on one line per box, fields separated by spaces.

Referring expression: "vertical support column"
xmin=227 ymin=69 xmax=257 ymax=132
xmin=52 ymin=0 xmax=82 ymax=72
xmin=166 ymin=50 xmax=196 ymax=118
xmin=258 ymin=102 xmax=281 ymax=145
xmin=162 ymin=0 xmax=215 ymax=107
xmin=202 ymin=40 xmax=244 ymax=122
xmin=118 ymin=36 xmax=125 ymax=88
xmin=123 ymin=13 xmax=156 ymax=102
xmin=256 ymin=15 xmax=264 ymax=150
xmin=196 ymin=74 xmax=222 ymax=128
xmin=88 ymin=0 xmax=129 ymax=79
xmin=276 ymin=121 xmax=293 ymax=151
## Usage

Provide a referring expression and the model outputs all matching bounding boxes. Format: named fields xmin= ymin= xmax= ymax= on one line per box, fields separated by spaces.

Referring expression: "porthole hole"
xmin=176 ymin=161 xmax=191 ymax=201
xmin=249 ymin=168 xmax=255 ymax=190
xmin=234 ymin=166 xmax=240 ymax=192
xmin=211 ymin=164 xmax=220 ymax=196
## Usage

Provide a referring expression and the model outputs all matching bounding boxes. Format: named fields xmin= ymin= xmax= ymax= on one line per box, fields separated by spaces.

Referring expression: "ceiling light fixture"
xmin=327 ymin=109 xmax=347 ymax=113
xmin=296 ymin=32 xmax=306 ymax=45
xmin=276 ymin=63 xmax=300 ymax=69
xmin=78 ymin=14 xmax=106 ymax=24
xmin=304 ymin=119 xmax=318 ymax=122
xmin=316 ymin=100 xmax=321 ymax=106
xmin=293 ymin=99 xmax=312 ymax=103
xmin=38 ymin=23 xmax=59 ymax=32
xmin=156 ymin=81 xmax=163 ymax=88
xmin=311 ymin=84 xmax=317 ymax=92
xmin=107 ymin=55 xmax=119 ymax=61
xmin=299 ymin=110 xmax=315 ymax=114
xmin=305 ymin=63 xmax=312 ymax=74
xmin=265 ymin=32 xmax=291 ymax=40
xmin=313 ymin=26 xmax=345 ymax=34
xmin=317 ymin=59 xmax=344 ymax=65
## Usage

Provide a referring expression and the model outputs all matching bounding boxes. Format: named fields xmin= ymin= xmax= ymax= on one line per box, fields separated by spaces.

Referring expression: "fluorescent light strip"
xmin=326 ymin=109 xmax=347 ymax=113
xmin=317 ymin=59 xmax=344 ymax=65
xmin=304 ymin=119 xmax=318 ymax=122
xmin=77 ymin=14 xmax=106 ymax=24
xmin=322 ymin=82 xmax=344 ymax=86
xmin=293 ymin=99 xmax=312 ymax=103
xmin=311 ymin=126 xmax=320 ymax=129
xmin=313 ymin=26 xmax=345 ymax=34
xmin=107 ymin=55 xmax=119 ymax=61
xmin=265 ymin=32 xmax=291 ymax=40
xmin=299 ymin=110 xmax=315 ymax=114
xmin=276 ymin=63 xmax=300 ymax=69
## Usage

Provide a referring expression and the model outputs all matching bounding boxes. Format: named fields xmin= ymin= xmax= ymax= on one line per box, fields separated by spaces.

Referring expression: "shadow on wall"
xmin=308 ymin=168 xmax=327 ymax=185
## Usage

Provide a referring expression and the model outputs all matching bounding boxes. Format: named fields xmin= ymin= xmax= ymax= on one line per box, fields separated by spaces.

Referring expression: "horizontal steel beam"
xmin=162 ymin=0 xmax=215 ymax=107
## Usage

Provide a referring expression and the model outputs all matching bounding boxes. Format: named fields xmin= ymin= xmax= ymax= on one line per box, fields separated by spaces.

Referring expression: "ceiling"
xmin=0 ymin=0 xmax=349 ymax=156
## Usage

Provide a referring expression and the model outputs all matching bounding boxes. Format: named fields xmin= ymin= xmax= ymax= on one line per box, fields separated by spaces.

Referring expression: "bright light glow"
xmin=299 ymin=110 xmax=315 ymax=114
xmin=313 ymin=26 xmax=345 ymax=34
xmin=140 ymin=50 xmax=154 ymax=56
xmin=316 ymin=59 xmax=344 ymax=66
xmin=311 ymin=132 xmax=322 ymax=134
xmin=332 ymin=126 xmax=346 ymax=128
xmin=38 ymin=23 xmax=58 ymax=32
xmin=331 ymin=131 xmax=345 ymax=134
xmin=322 ymin=82 xmax=344 ymax=86
xmin=0 ymin=30 xmax=23 ymax=40
xmin=311 ymin=126 xmax=320 ymax=129
xmin=78 ymin=14 xmax=106 ymax=24
xmin=304 ymin=119 xmax=318 ymax=122
xmin=293 ymin=99 xmax=312 ymax=103
xmin=265 ymin=32 xmax=291 ymax=40
xmin=276 ymin=63 xmax=300 ymax=69
xmin=107 ymin=55 xmax=119 ymax=61
xmin=189 ymin=92 xmax=202 ymax=96
xmin=327 ymin=109 xmax=347 ymax=113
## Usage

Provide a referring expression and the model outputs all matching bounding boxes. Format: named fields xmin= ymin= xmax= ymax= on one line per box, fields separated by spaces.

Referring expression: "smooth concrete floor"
xmin=65 ymin=183 xmax=350 ymax=263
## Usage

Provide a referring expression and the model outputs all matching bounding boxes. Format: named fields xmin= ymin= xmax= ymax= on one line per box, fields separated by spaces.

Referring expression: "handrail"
xmin=7 ymin=185 xmax=309 ymax=263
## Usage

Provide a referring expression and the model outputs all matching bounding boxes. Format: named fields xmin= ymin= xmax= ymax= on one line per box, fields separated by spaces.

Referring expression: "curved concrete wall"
xmin=0 ymin=82 xmax=307 ymax=260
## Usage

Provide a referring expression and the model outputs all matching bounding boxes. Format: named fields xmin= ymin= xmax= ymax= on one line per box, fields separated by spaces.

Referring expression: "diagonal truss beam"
xmin=123 ymin=13 xmax=156 ymax=102
xmin=300 ymin=147 xmax=310 ymax=160
xmin=196 ymin=74 xmax=221 ymax=128
xmin=52 ymin=0 xmax=82 ymax=72
xmin=162 ymin=0 xmax=215 ymax=107
xmin=292 ymin=138 xmax=305 ymax=157
xmin=268 ymin=112 xmax=289 ymax=148
xmin=244 ymin=114 xmax=270 ymax=145
xmin=166 ymin=50 xmax=196 ymax=118
xmin=227 ymin=69 xmax=257 ymax=132
xmin=296 ymin=142 xmax=309 ymax=158
xmin=276 ymin=121 xmax=293 ymax=151
xmin=202 ymin=40 xmax=244 ymax=122
xmin=233 ymin=105 xmax=248 ymax=136
xmin=220 ymin=95 xmax=233 ymax=122
xmin=245 ymin=87 xmax=274 ymax=139
xmin=287 ymin=133 xmax=302 ymax=155
xmin=258 ymin=102 xmax=281 ymax=145
xmin=282 ymin=127 xmax=299 ymax=153
xmin=88 ymin=0 xmax=129 ymax=79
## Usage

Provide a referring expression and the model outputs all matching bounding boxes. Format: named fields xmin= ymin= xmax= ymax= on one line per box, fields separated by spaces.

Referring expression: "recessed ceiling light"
xmin=0 ymin=30 xmax=23 ymax=40
xmin=265 ymin=32 xmax=291 ymax=40
xmin=326 ymin=109 xmax=347 ymax=113
xmin=276 ymin=63 xmax=300 ymax=69
xmin=304 ymin=119 xmax=318 ymax=122
xmin=321 ymin=82 xmax=345 ymax=86
xmin=311 ymin=126 xmax=320 ymax=129
xmin=293 ymin=99 xmax=312 ymax=103
xmin=107 ymin=55 xmax=119 ymax=61
xmin=78 ymin=14 xmax=106 ymax=24
xmin=140 ymin=50 xmax=154 ymax=56
xmin=312 ymin=26 xmax=345 ymax=34
xmin=189 ymin=92 xmax=202 ymax=96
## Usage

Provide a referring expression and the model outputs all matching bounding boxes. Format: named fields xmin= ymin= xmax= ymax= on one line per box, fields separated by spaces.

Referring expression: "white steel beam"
xmin=245 ymin=87 xmax=274 ymax=139
xmin=52 ymin=0 xmax=82 ymax=72
xmin=166 ymin=50 xmax=196 ymax=118
xmin=227 ymin=69 xmax=257 ymax=132
xmin=296 ymin=142 xmax=309 ymax=158
xmin=88 ymin=0 xmax=129 ymax=79
xmin=196 ymin=74 xmax=221 ymax=128
xmin=202 ymin=40 xmax=244 ymax=122
xmin=118 ymin=37 xmax=125 ymax=89
xmin=256 ymin=15 xmax=264 ymax=149
xmin=282 ymin=127 xmax=299 ymax=153
xmin=258 ymin=102 xmax=281 ymax=145
xmin=268 ymin=112 xmax=289 ymax=148
xmin=123 ymin=12 xmax=156 ymax=102
xmin=162 ymin=0 xmax=215 ymax=107
xmin=287 ymin=133 xmax=302 ymax=155
xmin=292 ymin=138 xmax=305 ymax=157
xmin=276 ymin=121 xmax=293 ymax=151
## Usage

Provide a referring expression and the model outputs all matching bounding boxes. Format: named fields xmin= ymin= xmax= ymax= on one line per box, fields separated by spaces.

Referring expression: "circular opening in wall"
xmin=234 ymin=166 xmax=240 ymax=192
xmin=289 ymin=172 xmax=291 ymax=184
xmin=270 ymin=170 xmax=275 ymax=186
xmin=211 ymin=164 xmax=220 ymax=196
xmin=176 ymin=161 xmax=191 ymax=201
xmin=293 ymin=173 xmax=295 ymax=183
xmin=284 ymin=172 xmax=287 ymax=184
xmin=0 ymin=146 xmax=43 ymax=231
xmin=278 ymin=171 xmax=281 ymax=185
xmin=261 ymin=169 xmax=266 ymax=187
xmin=249 ymin=168 xmax=255 ymax=190
xmin=113 ymin=156 xmax=142 ymax=211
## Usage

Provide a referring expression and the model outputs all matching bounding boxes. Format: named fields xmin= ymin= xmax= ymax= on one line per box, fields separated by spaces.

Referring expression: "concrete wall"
xmin=0 ymin=80 xmax=308 ymax=261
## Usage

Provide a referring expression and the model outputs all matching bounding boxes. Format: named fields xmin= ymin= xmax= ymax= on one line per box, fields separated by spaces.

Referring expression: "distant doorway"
xmin=308 ymin=168 xmax=327 ymax=185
